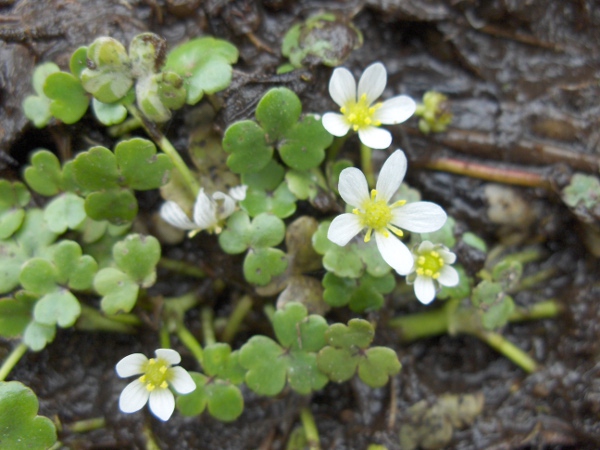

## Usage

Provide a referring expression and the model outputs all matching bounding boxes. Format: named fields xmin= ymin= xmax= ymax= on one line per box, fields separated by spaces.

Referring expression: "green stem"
xmin=513 ymin=268 xmax=556 ymax=292
xmin=159 ymin=325 xmax=171 ymax=349
xmin=300 ymin=407 xmax=321 ymax=450
xmin=176 ymin=324 xmax=204 ymax=366
xmin=77 ymin=305 xmax=138 ymax=333
xmin=108 ymin=116 xmax=142 ymax=137
xmin=0 ymin=343 xmax=27 ymax=381
xmin=126 ymin=105 xmax=200 ymax=197
xmin=509 ymin=299 xmax=562 ymax=322
xmin=388 ymin=305 xmax=450 ymax=343
xmin=159 ymin=257 xmax=206 ymax=278
xmin=264 ymin=304 xmax=276 ymax=324
xmin=221 ymin=296 xmax=253 ymax=343
xmin=201 ymin=307 xmax=216 ymax=346
xmin=326 ymin=134 xmax=349 ymax=162
xmin=66 ymin=417 xmax=106 ymax=433
xmin=360 ymin=143 xmax=375 ymax=187
xmin=472 ymin=330 xmax=538 ymax=373
xmin=142 ymin=422 xmax=162 ymax=450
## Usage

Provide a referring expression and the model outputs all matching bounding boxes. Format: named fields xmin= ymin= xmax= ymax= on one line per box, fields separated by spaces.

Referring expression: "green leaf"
xmin=164 ymin=37 xmax=238 ymax=105
xmin=23 ymin=321 xmax=56 ymax=351
xmin=51 ymin=240 xmax=98 ymax=290
xmin=281 ymin=13 xmax=363 ymax=68
xmin=177 ymin=372 xmax=244 ymax=422
xmin=92 ymin=98 xmax=128 ymax=125
xmin=0 ymin=209 xmax=57 ymax=294
xmin=481 ymin=296 xmax=515 ymax=330
xmin=285 ymin=169 xmax=320 ymax=201
xmin=286 ymin=349 xmax=328 ymax=394
xmin=241 ymin=159 xmax=285 ymax=191
xmin=129 ymin=33 xmax=166 ymax=78
xmin=0 ymin=292 xmax=37 ymax=338
xmin=219 ymin=211 xmax=286 ymax=254
xmin=0 ymin=381 xmax=57 ymax=450
xmin=43 ymin=193 xmax=86 ymax=233
xmin=19 ymin=259 xmax=57 ymax=295
xmin=22 ymin=63 xmax=59 ymax=127
xmin=69 ymin=46 xmax=88 ymax=78
xmin=243 ymin=247 xmax=288 ymax=286
xmin=278 ymin=115 xmax=332 ymax=170
xmin=0 ymin=181 xmax=30 ymax=239
xmin=112 ymin=234 xmax=161 ymax=286
xmin=239 ymin=335 xmax=288 ymax=396
xmin=24 ymin=150 xmax=63 ymax=196
xmin=94 ymin=267 xmax=139 ymax=314
xmin=73 ymin=146 xmax=120 ymax=191
xmin=491 ymin=259 xmax=522 ymax=290
xmin=325 ymin=319 xmax=374 ymax=349
xmin=256 ymin=87 xmax=302 ymax=140
xmin=420 ymin=216 xmax=456 ymax=249
xmin=462 ymin=232 xmax=487 ymax=252
xmin=115 ymin=138 xmax=172 ymax=190
xmin=33 ymin=289 xmax=81 ymax=327
xmin=562 ymin=173 xmax=600 ymax=209
xmin=357 ymin=347 xmax=401 ymax=387
xmin=240 ymin=182 xmax=297 ymax=219
xmin=84 ymin=188 xmax=138 ymax=224
xmin=223 ymin=120 xmax=273 ymax=174
xmin=273 ymin=302 xmax=327 ymax=351
xmin=44 ymin=71 xmax=89 ymax=124
xmin=80 ymin=37 xmax=133 ymax=103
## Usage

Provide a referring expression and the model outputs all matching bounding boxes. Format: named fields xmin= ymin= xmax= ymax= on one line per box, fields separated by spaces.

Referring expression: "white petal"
xmin=229 ymin=185 xmax=247 ymax=201
xmin=357 ymin=62 xmax=387 ymax=105
xmin=119 ymin=380 xmax=150 ymax=413
xmin=375 ymin=150 xmax=407 ymax=203
xmin=417 ymin=240 xmax=436 ymax=253
xmin=392 ymin=202 xmax=447 ymax=233
xmin=338 ymin=167 xmax=370 ymax=207
xmin=159 ymin=202 xmax=196 ymax=230
xmin=155 ymin=348 xmax=181 ymax=366
xmin=440 ymin=249 xmax=456 ymax=264
xmin=213 ymin=191 xmax=236 ymax=220
xmin=438 ymin=265 xmax=459 ymax=287
xmin=329 ymin=67 xmax=356 ymax=107
xmin=169 ymin=366 xmax=196 ymax=394
xmin=374 ymin=95 xmax=416 ymax=124
xmin=375 ymin=232 xmax=414 ymax=275
xmin=358 ymin=126 xmax=392 ymax=149
xmin=192 ymin=189 xmax=218 ymax=229
xmin=322 ymin=113 xmax=351 ymax=137
xmin=148 ymin=388 xmax=175 ymax=421
xmin=414 ymin=276 xmax=436 ymax=304
xmin=116 ymin=353 xmax=148 ymax=378
xmin=327 ymin=214 xmax=363 ymax=246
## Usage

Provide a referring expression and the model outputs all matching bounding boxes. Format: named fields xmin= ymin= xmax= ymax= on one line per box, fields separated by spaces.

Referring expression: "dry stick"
xmin=423 ymin=156 xmax=552 ymax=189
xmin=422 ymin=128 xmax=600 ymax=173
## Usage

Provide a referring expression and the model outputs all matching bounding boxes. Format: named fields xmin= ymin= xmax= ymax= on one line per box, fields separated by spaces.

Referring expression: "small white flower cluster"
xmin=116 ymin=349 xmax=195 ymax=421
xmin=327 ymin=149 xmax=459 ymax=305
xmin=160 ymin=185 xmax=247 ymax=236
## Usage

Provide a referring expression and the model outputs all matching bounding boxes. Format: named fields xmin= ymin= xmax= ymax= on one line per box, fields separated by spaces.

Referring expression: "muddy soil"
xmin=2 ymin=0 xmax=600 ymax=449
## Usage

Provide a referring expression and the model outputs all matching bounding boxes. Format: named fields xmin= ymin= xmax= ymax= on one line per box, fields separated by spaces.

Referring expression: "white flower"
xmin=407 ymin=241 xmax=460 ymax=305
xmin=159 ymin=185 xmax=247 ymax=235
xmin=116 ymin=348 xmax=196 ymax=421
xmin=327 ymin=149 xmax=447 ymax=275
xmin=322 ymin=62 xmax=416 ymax=149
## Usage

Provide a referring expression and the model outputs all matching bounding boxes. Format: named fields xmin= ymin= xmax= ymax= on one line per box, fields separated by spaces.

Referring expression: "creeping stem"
xmin=126 ymin=105 xmax=200 ymax=197
xmin=300 ymin=407 xmax=321 ymax=450
xmin=0 ymin=342 xmax=27 ymax=381
xmin=360 ymin=143 xmax=375 ymax=187
xmin=221 ymin=296 xmax=253 ymax=344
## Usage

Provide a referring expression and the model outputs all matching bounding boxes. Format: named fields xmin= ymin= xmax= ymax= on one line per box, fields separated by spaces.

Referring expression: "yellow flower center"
xmin=415 ymin=250 xmax=445 ymax=279
xmin=340 ymin=93 xmax=382 ymax=131
xmin=353 ymin=189 xmax=406 ymax=242
xmin=139 ymin=358 xmax=170 ymax=392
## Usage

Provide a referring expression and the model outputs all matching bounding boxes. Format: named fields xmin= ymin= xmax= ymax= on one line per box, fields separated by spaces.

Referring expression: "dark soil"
xmin=2 ymin=0 xmax=600 ymax=449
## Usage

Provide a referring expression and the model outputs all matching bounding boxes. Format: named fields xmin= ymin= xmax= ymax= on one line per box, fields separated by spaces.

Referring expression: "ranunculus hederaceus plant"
xmin=0 ymin=26 xmax=565 ymax=449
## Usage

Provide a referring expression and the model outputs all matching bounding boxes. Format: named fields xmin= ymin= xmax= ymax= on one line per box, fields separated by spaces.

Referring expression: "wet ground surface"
xmin=2 ymin=0 xmax=600 ymax=448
